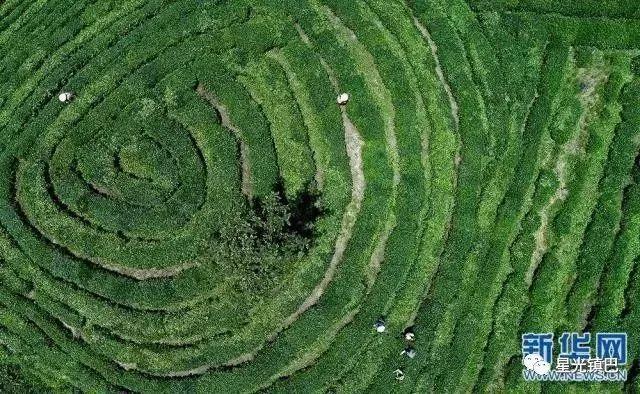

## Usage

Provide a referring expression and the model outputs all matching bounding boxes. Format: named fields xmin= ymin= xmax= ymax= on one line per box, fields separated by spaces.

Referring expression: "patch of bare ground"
xmin=115 ymin=361 xmax=138 ymax=372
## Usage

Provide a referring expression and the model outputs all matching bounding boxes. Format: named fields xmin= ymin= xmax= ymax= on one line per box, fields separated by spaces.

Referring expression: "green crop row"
xmin=563 ymin=66 xmax=638 ymax=332
xmin=474 ymin=45 xmax=584 ymax=391
xmin=267 ymin=0 xmax=433 ymax=389
xmin=507 ymin=52 xmax=631 ymax=392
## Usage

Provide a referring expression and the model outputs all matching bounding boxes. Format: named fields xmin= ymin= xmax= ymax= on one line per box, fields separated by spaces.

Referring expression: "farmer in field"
xmin=401 ymin=347 xmax=417 ymax=359
xmin=404 ymin=327 xmax=415 ymax=341
xmin=58 ymin=91 xmax=74 ymax=103
xmin=336 ymin=92 xmax=349 ymax=105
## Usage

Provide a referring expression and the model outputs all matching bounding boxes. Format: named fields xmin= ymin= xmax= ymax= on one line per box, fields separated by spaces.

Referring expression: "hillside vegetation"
xmin=1 ymin=0 xmax=640 ymax=392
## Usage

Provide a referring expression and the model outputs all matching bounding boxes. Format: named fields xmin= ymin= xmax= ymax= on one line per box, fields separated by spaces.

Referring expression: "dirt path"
xmin=318 ymin=5 xmax=400 ymax=289
xmin=401 ymin=9 xmax=463 ymax=328
xmin=272 ymin=24 xmax=366 ymax=333
xmin=61 ymin=240 xmax=199 ymax=280
xmin=411 ymin=11 xmax=463 ymax=254
xmin=196 ymin=84 xmax=253 ymax=199
xmin=412 ymin=15 xmax=460 ymax=130
xmin=97 ymin=258 xmax=199 ymax=280
xmin=274 ymin=308 xmax=359 ymax=378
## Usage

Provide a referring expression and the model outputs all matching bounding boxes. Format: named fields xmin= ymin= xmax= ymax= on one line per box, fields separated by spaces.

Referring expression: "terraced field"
xmin=2 ymin=0 xmax=640 ymax=392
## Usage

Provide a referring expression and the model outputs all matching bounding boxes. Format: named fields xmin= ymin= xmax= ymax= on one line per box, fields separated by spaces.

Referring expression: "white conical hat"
xmin=58 ymin=92 xmax=73 ymax=102
xmin=337 ymin=93 xmax=349 ymax=105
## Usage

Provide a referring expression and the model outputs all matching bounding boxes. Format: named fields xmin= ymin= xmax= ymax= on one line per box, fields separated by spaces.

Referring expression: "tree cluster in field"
xmin=210 ymin=188 xmax=321 ymax=296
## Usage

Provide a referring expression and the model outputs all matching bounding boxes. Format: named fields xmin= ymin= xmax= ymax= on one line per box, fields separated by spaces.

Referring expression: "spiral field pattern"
xmin=2 ymin=0 xmax=640 ymax=392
